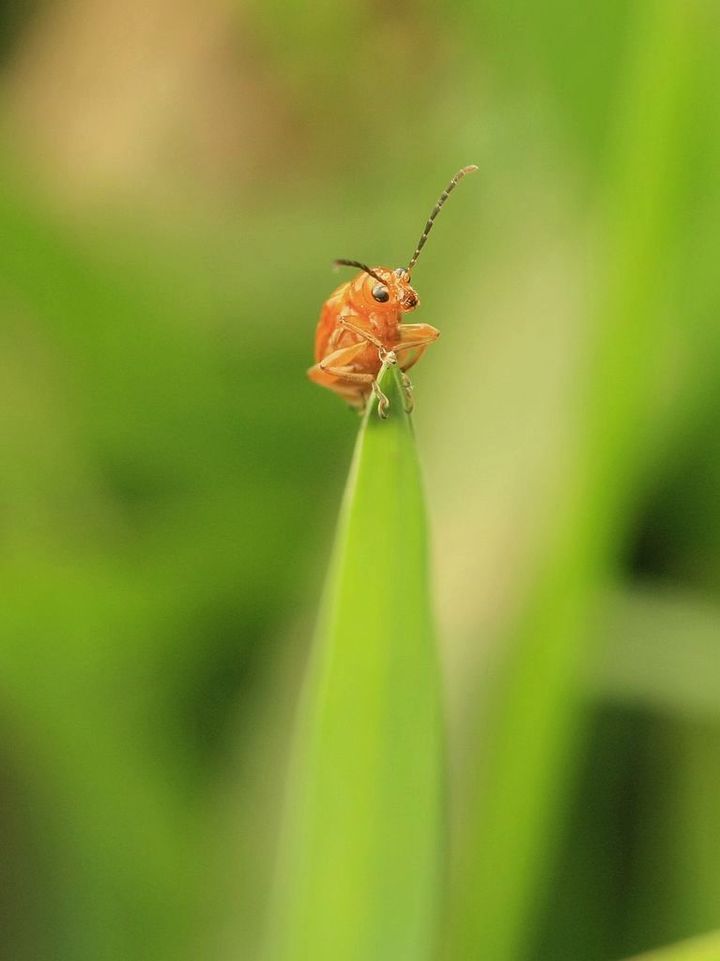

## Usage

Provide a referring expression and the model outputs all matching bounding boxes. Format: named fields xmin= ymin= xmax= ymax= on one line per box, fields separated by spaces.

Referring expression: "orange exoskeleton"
xmin=308 ymin=165 xmax=478 ymax=417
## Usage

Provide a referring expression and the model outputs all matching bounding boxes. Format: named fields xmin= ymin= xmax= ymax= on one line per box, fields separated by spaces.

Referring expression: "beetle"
xmin=308 ymin=165 xmax=478 ymax=417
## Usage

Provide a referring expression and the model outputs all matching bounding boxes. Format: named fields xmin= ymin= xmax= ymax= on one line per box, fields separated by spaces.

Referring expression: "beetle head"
xmin=364 ymin=266 xmax=420 ymax=313
xmin=332 ymin=259 xmax=419 ymax=313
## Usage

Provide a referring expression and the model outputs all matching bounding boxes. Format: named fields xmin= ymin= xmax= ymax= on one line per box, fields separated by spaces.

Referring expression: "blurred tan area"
xmin=1 ymin=1 xmax=720 ymax=960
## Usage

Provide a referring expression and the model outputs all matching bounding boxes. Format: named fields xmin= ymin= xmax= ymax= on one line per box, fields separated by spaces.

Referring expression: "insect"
xmin=308 ymin=165 xmax=478 ymax=417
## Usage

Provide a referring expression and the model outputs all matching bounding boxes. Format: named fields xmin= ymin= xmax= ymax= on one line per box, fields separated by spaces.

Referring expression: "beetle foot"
xmin=372 ymin=379 xmax=390 ymax=418
xmin=399 ymin=372 xmax=414 ymax=413
xmin=378 ymin=348 xmax=398 ymax=366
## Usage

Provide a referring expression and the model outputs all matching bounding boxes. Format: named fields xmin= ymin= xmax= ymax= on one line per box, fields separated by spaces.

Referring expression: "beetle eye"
xmin=372 ymin=284 xmax=390 ymax=303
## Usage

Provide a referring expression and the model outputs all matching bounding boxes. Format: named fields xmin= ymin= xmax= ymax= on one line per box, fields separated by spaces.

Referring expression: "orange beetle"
xmin=308 ymin=165 xmax=478 ymax=417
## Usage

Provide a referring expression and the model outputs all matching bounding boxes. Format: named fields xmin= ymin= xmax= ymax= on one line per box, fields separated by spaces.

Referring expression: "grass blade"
xmin=266 ymin=366 xmax=443 ymax=961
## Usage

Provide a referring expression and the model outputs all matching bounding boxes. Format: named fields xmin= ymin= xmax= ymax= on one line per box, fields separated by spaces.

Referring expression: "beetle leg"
xmin=394 ymin=341 xmax=430 ymax=354
xmin=314 ymin=341 xmax=368 ymax=372
xmin=339 ymin=318 xmax=384 ymax=349
xmin=321 ymin=366 xmax=374 ymax=385
xmin=393 ymin=324 xmax=438 ymax=378
xmin=326 ymin=365 xmax=387 ymax=415
xmin=391 ymin=326 xmax=438 ymax=411
xmin=396 ymin=323 xmax=440 ymax=346
xmin=317 ymin=343 xmax=376 ymax=386
xmin=396 ymin=344 xmax=428 ymax=375
xmin=309 ymin=343 xmax=373 ymax=412
xmin=372 ymin=350 xmax=411 ymax=418
xmin=398 ymin=370 xmax=415 ymax=412
xmin=371 ymin=378 xmax=391 ymax=418
xmin=330 ymin=321 xmax=408 ymax=416
xmin=393 ymin=341 xmax=434 ymax=368
xmin=381 ymin=350 xmax=415 ymax=412
xmin=309 ymin=339 xmax=407 ymax=419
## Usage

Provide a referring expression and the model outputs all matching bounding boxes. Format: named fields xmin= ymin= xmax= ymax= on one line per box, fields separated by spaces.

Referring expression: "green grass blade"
xmin=266 ymin=366 xmax=443 ymax=961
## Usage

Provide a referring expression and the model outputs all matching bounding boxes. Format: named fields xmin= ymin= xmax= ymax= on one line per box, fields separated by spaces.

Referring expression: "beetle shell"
xmin=308 ymin=266 xmax=438 ymax=410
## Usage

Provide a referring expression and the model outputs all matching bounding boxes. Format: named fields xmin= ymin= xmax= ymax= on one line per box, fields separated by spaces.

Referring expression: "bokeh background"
xmin=1 ymin=1 xmax=719 ymax=959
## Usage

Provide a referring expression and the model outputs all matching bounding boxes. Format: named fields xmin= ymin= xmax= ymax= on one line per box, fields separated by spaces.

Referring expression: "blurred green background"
xmin=1 ymin=1 xmax=719 ymax=959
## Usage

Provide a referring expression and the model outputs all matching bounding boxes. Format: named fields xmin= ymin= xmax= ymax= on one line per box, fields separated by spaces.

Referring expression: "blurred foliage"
xmin=0 ymin=1 xmax=718 ymax=960
xmin=641 ymin=932 xmax=720 ymax=961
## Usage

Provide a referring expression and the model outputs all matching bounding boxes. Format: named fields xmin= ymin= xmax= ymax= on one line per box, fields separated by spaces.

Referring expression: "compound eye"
xmin=372 ymin=284 xmax=390 ymax=303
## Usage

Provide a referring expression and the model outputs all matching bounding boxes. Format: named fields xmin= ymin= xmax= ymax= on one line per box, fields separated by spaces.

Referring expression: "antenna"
xmin=407 ymin=165 xmax=478 ymax=273
xmin=333 ymin=259 xmax=386 ymax=285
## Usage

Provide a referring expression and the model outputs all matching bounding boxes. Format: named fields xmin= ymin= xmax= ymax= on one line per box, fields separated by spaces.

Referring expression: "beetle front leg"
xmin=391 ymin=325 xmax=438 ymax=412
xmin=324 ymin=366 xmax=390 ymax=419
xmin=378 ymin=348 xmax=415 ymax=411
xmin=369 ymin=379 xmax=389 ymax=418
xmin=397 ymin=370 xmax=414 ymax=413
xmin=339 ymin=317 xmax=384 ymax=349
xmin=370 ymin=348 xmax=403 ymax=418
